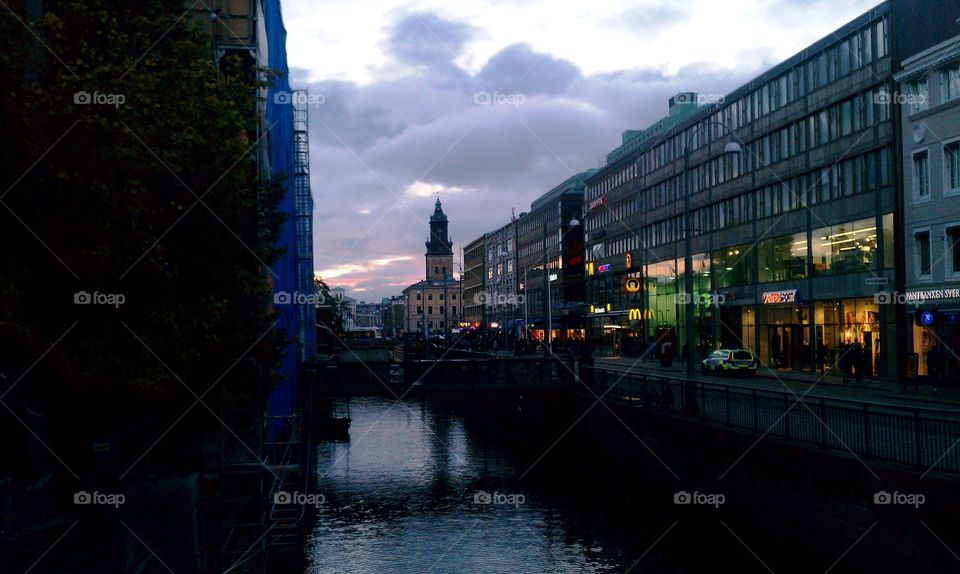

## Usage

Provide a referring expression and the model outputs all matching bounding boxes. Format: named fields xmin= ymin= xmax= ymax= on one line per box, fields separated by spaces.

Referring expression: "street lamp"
xmin=682 ymin=122 xmax=742 ymax=378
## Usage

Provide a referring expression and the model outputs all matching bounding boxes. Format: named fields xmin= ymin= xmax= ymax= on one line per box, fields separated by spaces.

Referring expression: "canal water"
xmin=304 ymin=396 xmax=822 ymax=574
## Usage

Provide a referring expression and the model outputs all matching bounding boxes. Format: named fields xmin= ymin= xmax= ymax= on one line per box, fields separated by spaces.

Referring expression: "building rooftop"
xmin=530 ymin=169 xmax=598 ymax=211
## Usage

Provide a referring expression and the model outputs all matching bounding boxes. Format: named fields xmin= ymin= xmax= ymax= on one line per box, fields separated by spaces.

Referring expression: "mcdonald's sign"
xmin=628 ymin=308 xmax=654 ymax=321
xmin=624 ymin=277 xmax=641 ymax=293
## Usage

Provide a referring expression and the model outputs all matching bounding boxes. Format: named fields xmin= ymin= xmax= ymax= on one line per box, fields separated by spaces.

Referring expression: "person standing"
xmin=927 ymin=345 xmax=944 ymax=392
xmin=817 ymin=341 xmax=828 ymax=375
xmin=838 ymin=341 xmax=850 ymax=384
xmin=852 ymin=341 xmax=865 ymax=385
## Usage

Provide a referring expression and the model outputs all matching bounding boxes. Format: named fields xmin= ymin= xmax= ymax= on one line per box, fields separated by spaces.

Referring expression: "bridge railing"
xmin=584 ymin=366 xmax=960 ymax=475
xmin=323 ymin=357 xmax=578 ymax=389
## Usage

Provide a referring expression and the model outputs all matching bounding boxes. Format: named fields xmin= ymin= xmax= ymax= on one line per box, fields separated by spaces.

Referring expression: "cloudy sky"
xmin=282 ymin=0 xmax=880 ymax=301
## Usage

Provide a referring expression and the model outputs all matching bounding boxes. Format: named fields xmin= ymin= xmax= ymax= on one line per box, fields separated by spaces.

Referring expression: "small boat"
xmin=316 ymin=416 xmax=351 ymax=439
xmin=312 ymin=400 xmax=351 ymax=440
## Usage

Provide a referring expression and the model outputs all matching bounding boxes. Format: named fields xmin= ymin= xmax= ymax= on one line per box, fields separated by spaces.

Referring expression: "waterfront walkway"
xmin=593 ymin=356 xmax=960 ymax=410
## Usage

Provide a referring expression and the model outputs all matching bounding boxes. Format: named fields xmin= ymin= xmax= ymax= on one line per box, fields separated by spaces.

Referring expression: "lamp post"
xmin=523 ymin=266 xmax=529 ymax=339
xmin=547 ymin=267 xmax=553 ymax=347
xmin=682 ymin=120 xmax=742 ymax=378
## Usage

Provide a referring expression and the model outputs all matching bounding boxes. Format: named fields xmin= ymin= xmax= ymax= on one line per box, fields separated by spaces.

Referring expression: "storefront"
xmin=814 ymin=297 xmax=881 ymax=375
xmin=755 ymin=291 xmax=881 ymax=375
xmin=906 ymin=288 xmax=960 ymax=380
xmin=758 ymin=289 xmax=810 ymax=370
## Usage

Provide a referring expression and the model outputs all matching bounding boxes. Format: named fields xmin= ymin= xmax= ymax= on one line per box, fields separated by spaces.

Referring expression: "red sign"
xmin=589 ymin=196 xmax=606 ymax=210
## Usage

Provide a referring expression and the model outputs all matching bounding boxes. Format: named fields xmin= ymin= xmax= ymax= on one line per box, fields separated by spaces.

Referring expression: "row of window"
xmin=592 ymin=215 xmax=893 ymax=289
xmin=913 ymin=223 xmax=960 ymax=280
xmin=414 ymin=292 xmax=458 ymax=301
xmin=585 ymin=86 xmax=891 ymax=234
xmin=585 ymin=16 xmax=889 ymax=201
xmin=588 ymin=146 xmax=891 ymax=260
xmin=905 ymin=60 xmax=960 ymax=113
xmin=912 ymin=142 xmax=960 ymax=201
xmin=415 ymin=305 xmax=459 ymax=316
xmin=744 ymin=87 xmax=890 ymax=172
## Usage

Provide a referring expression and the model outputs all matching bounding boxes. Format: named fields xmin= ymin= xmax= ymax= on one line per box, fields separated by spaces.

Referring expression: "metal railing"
xmin=325 ymin=357 xmax=577 ymax=391
xmin=585 ymin=366 xmax=960 ymax=475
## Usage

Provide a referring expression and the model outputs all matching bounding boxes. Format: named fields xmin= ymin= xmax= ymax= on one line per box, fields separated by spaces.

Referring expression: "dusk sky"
xmin=283 ymin=0 xmax=880 ymax=301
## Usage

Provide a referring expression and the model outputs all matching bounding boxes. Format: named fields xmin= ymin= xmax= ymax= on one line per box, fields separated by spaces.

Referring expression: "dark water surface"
xmin=304 ymin=396 xmax=819 ymax=574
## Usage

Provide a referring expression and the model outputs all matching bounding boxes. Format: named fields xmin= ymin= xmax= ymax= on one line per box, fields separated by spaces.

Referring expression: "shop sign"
xmin=905 ymin=288 xmax=960 ymax=302
xmin=762 ymin=289 xmax=799 ymax=304
xmin=625 ymin=253 xmax=633 ymax=269
xmin=625 ymin=277 xmax=641 ymax=293
xmin=589 ymin=196 xmax=606 ymax=210
xmin=589 ymin=304 xmax=612 ymax=314
xmin=920 ymin=311 xmax=936 ymax=326
xmin=628 ymin=308 xmax=655 ymax=320
xmin=598 ymin=264 xmax=611 ymax=273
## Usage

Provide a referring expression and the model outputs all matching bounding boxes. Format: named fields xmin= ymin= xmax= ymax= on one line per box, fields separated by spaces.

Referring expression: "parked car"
xmin=701 ymin=349 xmax=758 ymax=376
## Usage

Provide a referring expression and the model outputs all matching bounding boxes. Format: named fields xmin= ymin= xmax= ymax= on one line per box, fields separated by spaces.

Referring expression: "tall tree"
xmin=0 ymin=0 xmax=286 ymax=475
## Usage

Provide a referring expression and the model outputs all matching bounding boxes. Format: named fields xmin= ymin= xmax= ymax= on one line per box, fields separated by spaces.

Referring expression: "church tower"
xmin=425 ymin=196 xmax=454 ymax=280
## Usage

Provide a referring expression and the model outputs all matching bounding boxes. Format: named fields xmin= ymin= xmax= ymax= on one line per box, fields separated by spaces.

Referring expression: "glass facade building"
xmin=584 ymin=4 xmax=898 ymax=375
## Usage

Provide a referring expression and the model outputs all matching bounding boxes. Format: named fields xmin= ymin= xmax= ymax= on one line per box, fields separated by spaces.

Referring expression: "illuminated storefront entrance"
xmin=758 ymin=290 xmax=809 ymax=370
xmin=906 ymin=289 xmax=960 ymax=380
xmin=814 ymin=298 xmax=881 ymax=375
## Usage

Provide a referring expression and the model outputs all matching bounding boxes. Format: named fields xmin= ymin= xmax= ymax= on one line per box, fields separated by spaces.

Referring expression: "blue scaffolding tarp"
xmin=262 ymin=0 xmax=312 ymax=439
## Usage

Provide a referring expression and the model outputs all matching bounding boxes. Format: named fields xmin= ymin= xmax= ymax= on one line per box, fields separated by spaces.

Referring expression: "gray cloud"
xmin=388 ymin=12 xmax=473 ymax=65
xmin=477 ymin=43 xmax=582 ymax=95
xmin=302 ymin=11 xmax=774 ymax=299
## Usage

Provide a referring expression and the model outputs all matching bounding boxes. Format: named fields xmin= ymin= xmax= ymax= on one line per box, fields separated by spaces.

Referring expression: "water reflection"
xmin=306 ymin=397 xmax=627 ymax=573
xmin=304 ymin=396 xmax=802 ymax=574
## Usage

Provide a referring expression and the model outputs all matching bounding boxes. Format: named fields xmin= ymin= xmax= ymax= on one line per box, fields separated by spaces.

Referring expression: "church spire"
xmin=425 ymin=196 xmax=453 ymax=280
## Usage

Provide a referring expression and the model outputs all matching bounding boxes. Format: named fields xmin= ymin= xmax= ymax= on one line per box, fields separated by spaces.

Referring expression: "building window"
xmin=435 ymin=266 xmax=439 ymax=275
xmin=452 ymin=293 xmax=457 ymax=300
xmin=942 ymin=62 xmax=960 ymax=102
xmin=758 ymin=233 xmax=807 ymax=283
xmin=913 ymin=149 xmax=930 ymax=201
xmin=416 ymin=293 xmax=421 ymax=301
xmin=428 ymin=293 xmax=433 ymax=300
xmin=713 ymin=244 xmax=752 ymax=287
xmin=439 ymin=293 xmax=444 ymax=300
xmin=812 ymin=217 xmax=878 ymax=275
xmin=417 ymin=306 xmax=422 ymax=314
xmin=946 ymin=141 xmax=960 ymax=195
xmin=908 ymin=78 xmax=929 ymax=113
xmin=440 ymin=306 xmax=445 ymax=315
xmin=947 ymin=226 xmax=960 ymax=277
xmin=452 ymin=306 xmax=457 ymax=316
xmin=916 ymin=230 xmax=932 ymax=279
xmin=428 ymin=305 xmax=434 ymax=315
